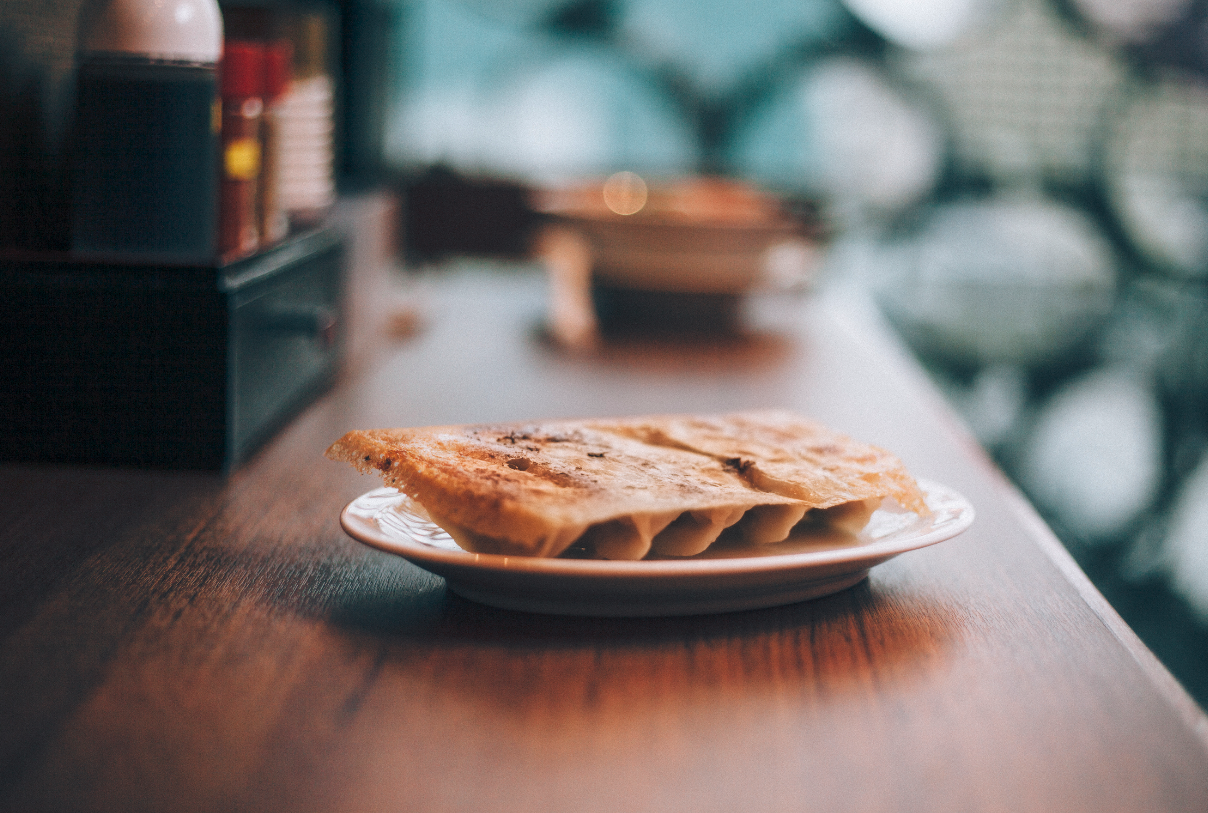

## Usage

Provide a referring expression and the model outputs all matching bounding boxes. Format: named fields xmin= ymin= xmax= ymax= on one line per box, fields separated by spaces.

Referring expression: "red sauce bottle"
xmin=219 ymin=40 xmax=265 ymax=259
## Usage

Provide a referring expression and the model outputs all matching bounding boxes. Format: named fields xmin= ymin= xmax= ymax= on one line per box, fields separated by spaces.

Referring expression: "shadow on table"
xmin=329 ymin=566 xmax=965 ymax=699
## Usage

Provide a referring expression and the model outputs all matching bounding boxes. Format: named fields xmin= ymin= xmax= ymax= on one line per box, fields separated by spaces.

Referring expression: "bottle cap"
xmin=291 ymin=12 xmax=328 ymax=80
xmin=79 ymin=0 xmax=223 ymax=63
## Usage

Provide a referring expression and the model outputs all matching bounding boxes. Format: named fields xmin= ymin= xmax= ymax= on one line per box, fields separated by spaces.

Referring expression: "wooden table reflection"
xmin=2 ymin=265 xmax=1206 ymax=813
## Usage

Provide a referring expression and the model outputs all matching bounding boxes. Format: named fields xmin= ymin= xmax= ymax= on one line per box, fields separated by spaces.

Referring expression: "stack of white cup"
xmin=276 ymin=14 xmax=335 ymax=226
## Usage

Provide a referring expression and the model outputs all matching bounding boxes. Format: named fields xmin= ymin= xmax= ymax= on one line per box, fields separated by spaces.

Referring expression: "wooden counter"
xmin=2 ymin=267 xmax=1206 ymax=812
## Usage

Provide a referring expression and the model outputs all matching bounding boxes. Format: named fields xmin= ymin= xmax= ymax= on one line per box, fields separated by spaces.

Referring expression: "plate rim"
xmin=339 ymin=479 xmax=974 ymax=580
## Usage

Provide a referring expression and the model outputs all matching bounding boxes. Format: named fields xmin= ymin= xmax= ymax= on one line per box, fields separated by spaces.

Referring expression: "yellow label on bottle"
xmin=224 ymin=137 xmax=261 ymax=180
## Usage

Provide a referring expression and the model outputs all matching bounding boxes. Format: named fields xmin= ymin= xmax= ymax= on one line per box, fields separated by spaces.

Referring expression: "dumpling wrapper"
xmin=326 ymin=411 xmax=928 ymax=560
xmin=585 ymin=411 xmax=929 ymax=514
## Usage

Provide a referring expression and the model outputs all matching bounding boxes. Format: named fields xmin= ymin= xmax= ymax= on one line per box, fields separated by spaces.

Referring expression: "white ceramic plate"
xmin=339 ymin=481 xmax=974 ymax=616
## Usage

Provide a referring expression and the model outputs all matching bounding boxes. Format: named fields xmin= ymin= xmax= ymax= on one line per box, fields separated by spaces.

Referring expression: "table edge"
xmin=824 ymin=287 xmax=1208 ymax=748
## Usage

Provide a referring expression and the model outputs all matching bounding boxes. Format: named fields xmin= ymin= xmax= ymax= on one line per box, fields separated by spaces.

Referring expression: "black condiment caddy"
xmin=0 ymin=228 xmax=344 ymax=470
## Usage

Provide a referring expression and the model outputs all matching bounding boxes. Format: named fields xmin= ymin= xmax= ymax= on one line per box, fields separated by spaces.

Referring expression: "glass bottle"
xmin=71 ymin=0 xmax=223 ymax=262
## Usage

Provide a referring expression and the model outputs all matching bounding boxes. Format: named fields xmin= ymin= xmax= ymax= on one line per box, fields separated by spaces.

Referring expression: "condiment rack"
xmin=0 ymin=228 xmax=343 ymax=470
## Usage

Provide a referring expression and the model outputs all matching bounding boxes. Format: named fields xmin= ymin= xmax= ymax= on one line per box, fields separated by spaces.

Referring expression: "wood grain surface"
xmin=2 ymin=267 xmax=1206 ymax=813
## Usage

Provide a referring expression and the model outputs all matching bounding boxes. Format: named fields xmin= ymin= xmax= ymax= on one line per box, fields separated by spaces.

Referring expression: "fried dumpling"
xmin=326 ymin=411 xmax=928 ymax=560
xmin=585 ymin=410 xmax=929 ymax=515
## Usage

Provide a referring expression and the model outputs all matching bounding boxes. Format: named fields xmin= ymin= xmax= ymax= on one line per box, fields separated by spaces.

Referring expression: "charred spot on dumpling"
xmin=723 ymin=457 xmax=754 ymax=474
xmin=506 ymin=457 xmax=532 ymax=471
xmin=498 ymin=428 xmax=536 ymax=445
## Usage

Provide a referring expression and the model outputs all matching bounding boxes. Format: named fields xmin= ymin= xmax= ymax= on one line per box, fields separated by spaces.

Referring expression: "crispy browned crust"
xmin=326 ymin=411 xmax=928 ymax=557
xmin=586 ymin=410 xmax=929 ymax=515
